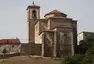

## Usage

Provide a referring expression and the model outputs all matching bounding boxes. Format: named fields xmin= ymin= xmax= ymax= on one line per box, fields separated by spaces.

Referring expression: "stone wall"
xmin=21 ymin=43 xmax=42 ymax=56
xmin=0 ymin=44 xmax=21 ymax=55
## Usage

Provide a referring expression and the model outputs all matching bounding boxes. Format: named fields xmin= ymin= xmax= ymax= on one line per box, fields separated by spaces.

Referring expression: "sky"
xmin=0 ymin=0 xmax=94 ymax=43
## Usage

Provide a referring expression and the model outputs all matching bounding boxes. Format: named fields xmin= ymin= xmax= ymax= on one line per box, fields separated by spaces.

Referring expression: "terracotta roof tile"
xmin=0 ymin=39 xmax=21 ymax=44
xmin=44 ymin=9 xmax=66 ymax=17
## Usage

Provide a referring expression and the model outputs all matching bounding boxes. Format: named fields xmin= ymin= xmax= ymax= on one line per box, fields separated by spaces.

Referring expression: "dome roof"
xmin=44 ymin=10 xmax=67 ymax=17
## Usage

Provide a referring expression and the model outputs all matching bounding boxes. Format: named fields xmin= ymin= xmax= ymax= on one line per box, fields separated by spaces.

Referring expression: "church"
xmin=27 ymin=2 xmax=77 ymax=58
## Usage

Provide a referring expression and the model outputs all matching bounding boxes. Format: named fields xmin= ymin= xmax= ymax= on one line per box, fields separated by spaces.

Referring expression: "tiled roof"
xmin=28 ymin=4 xmax=40 ymax=7
xmin=0 ymin=39 xmax=21 ymax=44
xmin=28 ymin=1 xmax=40 ymax=8
xmin=44 ymin=9 xmax=66 ymax=17
xmin=27 ymin=4 xmax=40 ymax=10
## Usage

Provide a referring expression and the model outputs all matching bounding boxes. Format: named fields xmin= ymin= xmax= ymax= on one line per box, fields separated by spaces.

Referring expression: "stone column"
xmin=41 ymin=33 xmax=45 ymax=57
xmin=70 ymin=32 xmax=74 ymax=55
xmin=53 ymin=31 xmax=57 ymax=57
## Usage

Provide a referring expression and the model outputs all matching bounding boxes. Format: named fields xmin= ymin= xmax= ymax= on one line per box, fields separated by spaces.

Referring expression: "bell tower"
xmin=27 ymin=2 xmax=40 ymax=43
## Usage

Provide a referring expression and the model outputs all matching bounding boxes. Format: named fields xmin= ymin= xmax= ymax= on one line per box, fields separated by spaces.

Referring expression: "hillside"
xmin=0 ymin=56 xmax=61 ymax=64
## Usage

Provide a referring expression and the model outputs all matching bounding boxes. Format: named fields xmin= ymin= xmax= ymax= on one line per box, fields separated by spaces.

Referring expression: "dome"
xmin=44 ymin=10 xmax=67 ymax=17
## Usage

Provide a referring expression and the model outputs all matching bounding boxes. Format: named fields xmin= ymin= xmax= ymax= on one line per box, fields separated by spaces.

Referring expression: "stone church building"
xmin=27 ymin=3 xmax=77 ymax=58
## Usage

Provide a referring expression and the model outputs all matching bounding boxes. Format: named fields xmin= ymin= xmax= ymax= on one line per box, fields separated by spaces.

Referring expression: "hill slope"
xmin=0 ymin=56 xmax=61 ymax=64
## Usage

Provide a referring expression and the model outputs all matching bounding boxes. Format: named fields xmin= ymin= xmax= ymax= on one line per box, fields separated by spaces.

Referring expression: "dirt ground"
xmin=0 ymin=56 xmax=62 ymax=64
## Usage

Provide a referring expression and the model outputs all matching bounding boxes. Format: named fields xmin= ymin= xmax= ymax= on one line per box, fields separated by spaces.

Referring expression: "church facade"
xmin=27 ymin=3 xmax=77 ymax=58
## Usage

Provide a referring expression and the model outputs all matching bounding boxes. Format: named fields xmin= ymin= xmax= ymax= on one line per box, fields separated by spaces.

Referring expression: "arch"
xmin=32 ymin=10 xmax=36 ymax=18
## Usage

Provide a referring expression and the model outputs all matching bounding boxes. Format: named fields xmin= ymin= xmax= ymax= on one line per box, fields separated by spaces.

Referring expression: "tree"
xmin=77 ymin=38 xmax=94 ymax=54
xmin=61 ymin=54 xmax=84 ymax=64
xmin=61 ymin=38 xmax=94 ymax=64
xmin=81 ymin=40 xmax=94 ymax=64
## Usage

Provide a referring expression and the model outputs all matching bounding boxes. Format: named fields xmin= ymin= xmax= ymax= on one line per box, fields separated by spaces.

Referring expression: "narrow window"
xmin=32 ymin=10 xmax=36 ymax=18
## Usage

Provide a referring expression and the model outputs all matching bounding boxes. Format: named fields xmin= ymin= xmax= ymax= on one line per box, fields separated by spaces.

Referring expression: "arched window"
xmin=32 ymin=10 xmax=36 ymax=18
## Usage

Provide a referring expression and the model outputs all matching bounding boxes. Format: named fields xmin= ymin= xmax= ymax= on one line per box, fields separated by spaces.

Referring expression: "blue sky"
xmin=0 ymin=0 xmax=94 ymax=42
